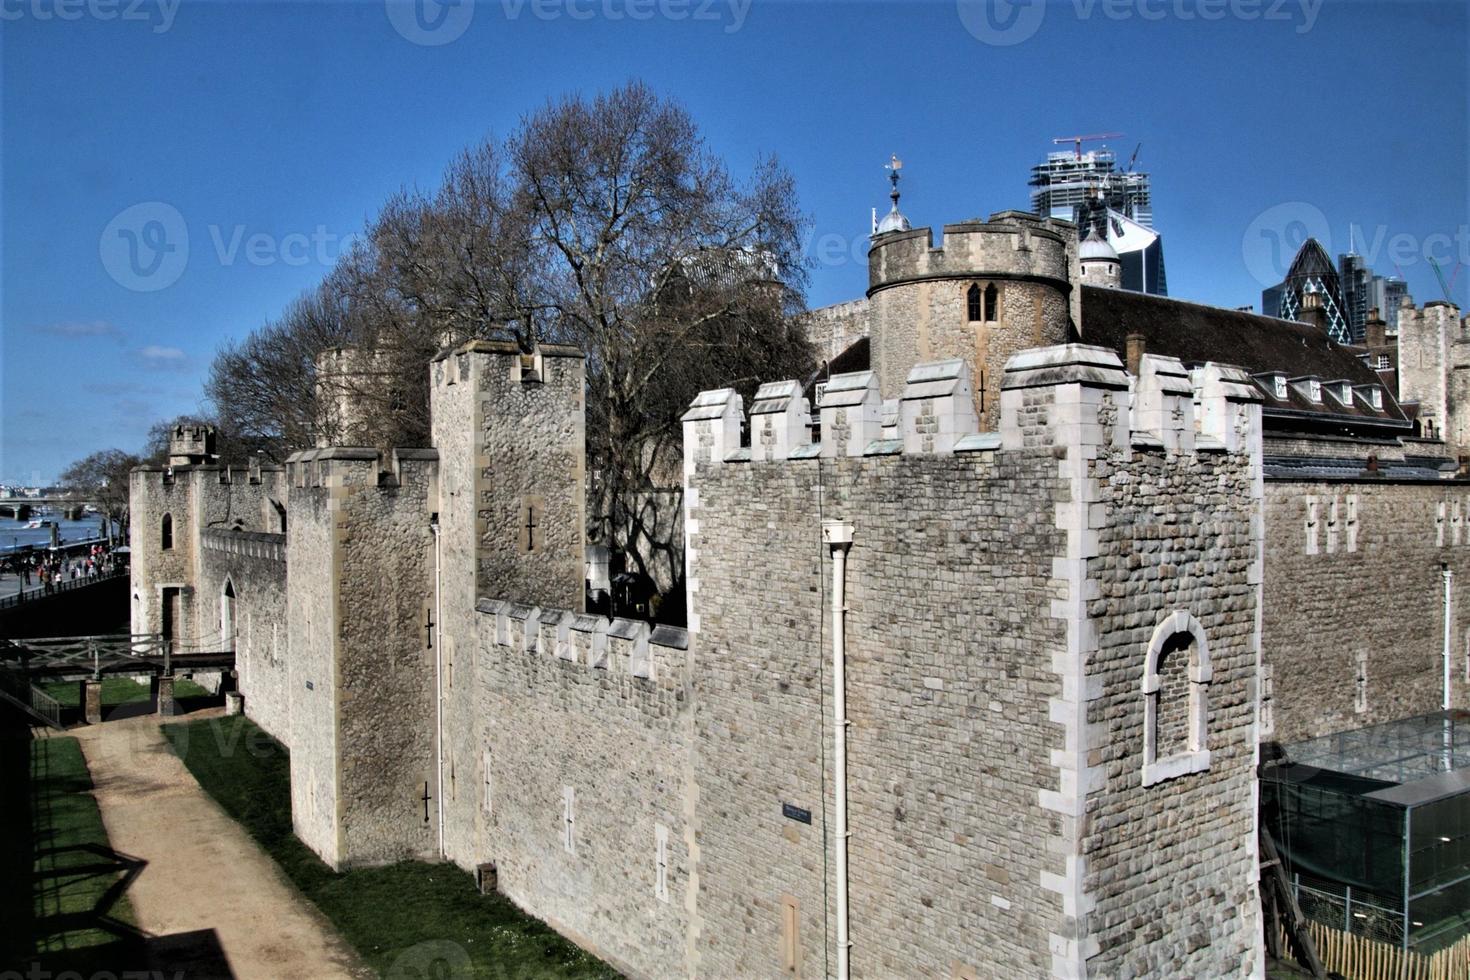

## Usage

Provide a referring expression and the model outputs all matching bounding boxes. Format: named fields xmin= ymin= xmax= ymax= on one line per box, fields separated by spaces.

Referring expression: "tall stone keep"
xmin=867 ymin=210 xmax=1078 ymax=429
xmin=1397 ymin=299 xmax=1469 ymax=454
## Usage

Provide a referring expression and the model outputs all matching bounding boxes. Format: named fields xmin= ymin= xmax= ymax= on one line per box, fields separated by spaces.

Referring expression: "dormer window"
xmin=1303 ymin=379 xmax=1321 ymax=403
xmin=1338 ymin=382 xmax=1353 ymax=404
xmin=1362 ymin=386 xmax=1384 ymax=410
xmin=1273 ymin=376 xmax=1287 ymax=400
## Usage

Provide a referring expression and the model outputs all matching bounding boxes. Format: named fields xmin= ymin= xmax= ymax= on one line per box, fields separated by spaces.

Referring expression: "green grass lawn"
xmin=164 ymin=715 xmax=617 ymax=979
xmin=41 ymin=676 xmax=212 ymax=708
xmin=0 ymin=734 xmax=142 ymax=973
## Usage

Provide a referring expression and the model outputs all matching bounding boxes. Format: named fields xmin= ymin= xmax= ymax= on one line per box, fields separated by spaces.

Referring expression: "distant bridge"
xmin=0 ymin=496 xmax=107 ymax=521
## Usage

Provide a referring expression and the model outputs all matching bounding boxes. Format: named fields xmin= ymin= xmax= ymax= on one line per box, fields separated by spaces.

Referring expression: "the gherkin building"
xmin=1271 ymin=238 xmax=1352 ymax=343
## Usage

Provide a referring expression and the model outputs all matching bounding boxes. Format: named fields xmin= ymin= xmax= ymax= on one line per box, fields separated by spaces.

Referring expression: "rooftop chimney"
xmin=1365 ymin=307 xmax=1387 ymax=349
xmin=1125 ymin=332 xmax=1147 ymax=376
xmin=1297 ymin=288 xmax=1329 ymax=336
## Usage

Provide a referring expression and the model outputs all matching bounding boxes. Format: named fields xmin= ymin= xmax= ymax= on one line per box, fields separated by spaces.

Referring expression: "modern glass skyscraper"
xmin=1029 ymin=148 xmax=1153 ymax=228
xmin=1261 ymin=239 xmax=1352 ymax=343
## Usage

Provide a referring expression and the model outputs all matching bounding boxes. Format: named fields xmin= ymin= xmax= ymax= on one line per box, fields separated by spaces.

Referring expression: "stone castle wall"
xmin=1262 ymin=478 xmax=1470 ymax=744
xmin=802 ymin=297 xmax=870 ymax=363
xmin=129 ymin=464 xmax=286 ymax=650
xmin=197 ymin=529 xmax=289 ymax=741
xmin=680 ymin=345 xmax=1263 ymax=978
xmin=284 ymin=448 xmax=439 ymax=870
xmin=687 ymin=449 xmax=1068 ymax=978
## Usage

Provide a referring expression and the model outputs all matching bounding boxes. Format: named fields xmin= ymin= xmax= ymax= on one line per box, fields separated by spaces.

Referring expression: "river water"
xmin=1 ymin=513 xmax=120 ymax=553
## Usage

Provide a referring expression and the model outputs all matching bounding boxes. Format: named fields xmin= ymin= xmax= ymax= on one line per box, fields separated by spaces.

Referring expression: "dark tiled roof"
xmin=1078 ymin=285 xmax=1409 ymax=433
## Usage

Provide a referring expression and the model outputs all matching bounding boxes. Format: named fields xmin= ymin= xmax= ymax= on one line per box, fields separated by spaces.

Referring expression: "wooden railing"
xmin=1279 ymin=920 xmax=1470 ymax=980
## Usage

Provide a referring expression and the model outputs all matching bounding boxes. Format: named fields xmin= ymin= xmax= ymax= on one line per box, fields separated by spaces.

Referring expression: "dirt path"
xmin=72 ymin=709 xmax=365 ymax=980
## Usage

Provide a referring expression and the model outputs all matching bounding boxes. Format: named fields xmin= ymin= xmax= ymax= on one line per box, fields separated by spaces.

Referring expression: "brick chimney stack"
xmin=1125 ymin=332 xmax=1147 ymax=376
xmin=1365 ymin=307 xmax=1387 ymax=348
xmin=1298 ymin=287 xmax=1329 ymax=336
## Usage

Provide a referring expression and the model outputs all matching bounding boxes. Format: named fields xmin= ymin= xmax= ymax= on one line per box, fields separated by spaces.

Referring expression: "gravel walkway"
xmin=72 ymin=709 xmax=366 ymax=980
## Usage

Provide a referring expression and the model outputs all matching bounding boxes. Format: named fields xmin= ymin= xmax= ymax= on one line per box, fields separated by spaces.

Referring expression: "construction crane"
xmin=1052 ymin=132 xmax=1123 ymax=159
xmin=1429 ymin=257 xmax=1459 ymax=305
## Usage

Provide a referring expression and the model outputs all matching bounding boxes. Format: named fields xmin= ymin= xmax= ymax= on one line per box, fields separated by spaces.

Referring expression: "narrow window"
xmin=483 ymin=749 xmax=493 ymax=814
xmin=161 ymin=513 xmax=173 ymax=550
xmin=1354 ymin=652 xmax=1369 ymax=714
xmin=983 ymin=283 xmax=999 ymax=322
xmin=1438 ymin=502 xmax=1448 ymax=547
xmin=655 ymin=822 xmax=669 ymax=903
xmin=1346 ymin=495 xmax=1359 ymax=553
xmin=966 ymin=284 xmax=982 ymax=322
xmin=1326 ymin=497 xmax=1339 ymax=554
xmin=780 ymin=894 xmax=801 ymax=976
xmin=563 ymin=785 xmax=576 ymax=855
xmin=1304 ymin=497 xmax=1319 ymax=555
xmin=1259 ymin=664 xmax=1275 ymax=737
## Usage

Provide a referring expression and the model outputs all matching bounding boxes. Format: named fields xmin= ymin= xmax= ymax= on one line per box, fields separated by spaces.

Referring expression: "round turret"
xmin=1079 ymin=227 xmax=1122 ymax=289
xmin=866 ymin=210 xmax=1075 ymax=430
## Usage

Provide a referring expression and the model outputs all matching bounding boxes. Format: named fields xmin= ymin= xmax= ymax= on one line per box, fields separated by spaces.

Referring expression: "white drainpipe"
xmin=431 ymin=516 xmax=445 ymax=859
xmin=1443 ymin=563 xmax=1454 ymax=771
xmin=823 ymin=519 xmax=854 ymax=980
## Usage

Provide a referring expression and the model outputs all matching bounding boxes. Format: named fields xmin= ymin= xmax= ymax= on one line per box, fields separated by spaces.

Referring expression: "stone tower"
xmin=1078 ymin=225 xmax=1123 ymax=290
xmin=867 ymin=210 xmax=1078 ymax=429
xmin=1397 ymin=299 xmax=1468 ymax=452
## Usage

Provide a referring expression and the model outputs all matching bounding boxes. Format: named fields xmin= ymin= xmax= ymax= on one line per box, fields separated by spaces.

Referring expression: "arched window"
xmin=161 ymin=513 xmax=173 ymax=550
xmin=966 ymin=284 xmax=983 ymax=322
xmin=221 ymin=579 xmax=237 ymax=650
xmin=1141 ymin=610 xmax=1213 ymax=786
xmin=984 ymin=283 xmax=999 ymax=322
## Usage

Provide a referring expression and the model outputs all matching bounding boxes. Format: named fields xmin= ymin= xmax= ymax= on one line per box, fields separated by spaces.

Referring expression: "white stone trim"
xmin=1140 ymin=610 xmax=1213 ymax=788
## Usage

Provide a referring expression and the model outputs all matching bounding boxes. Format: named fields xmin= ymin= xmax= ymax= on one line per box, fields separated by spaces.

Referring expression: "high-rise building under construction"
xmin=1029 ymin=146 xmax=1154 ymax=229
xmin=1029 ymin=140 xmax=1166 ymax=295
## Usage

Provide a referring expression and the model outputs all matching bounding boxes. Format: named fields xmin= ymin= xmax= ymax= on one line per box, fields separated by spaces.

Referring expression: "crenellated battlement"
xmin=682 ymin=345 xmax=1263 ymax=472
xmin=477 ymin=598 xmax=689 ymax=686
xmin=284 ymin=446 xmax=438 ymax=490
xmin=868 ymin=210 xmax=1075 ymax=296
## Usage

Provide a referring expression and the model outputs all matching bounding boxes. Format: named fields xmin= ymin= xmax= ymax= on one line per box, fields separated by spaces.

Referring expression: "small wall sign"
xmin=782 ymin=802 xmax=812 ymax=825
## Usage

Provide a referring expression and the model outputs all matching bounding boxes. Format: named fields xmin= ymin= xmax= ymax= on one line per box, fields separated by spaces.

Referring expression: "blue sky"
xmin=2 ymin=0 xmax=1466 ymax=483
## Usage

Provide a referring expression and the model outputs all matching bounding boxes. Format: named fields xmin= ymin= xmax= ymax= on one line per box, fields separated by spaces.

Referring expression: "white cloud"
xmin=37 ymin=320 xmax=123 ymax=339
xmin=140 ymin=345 xmax=187 ymax=362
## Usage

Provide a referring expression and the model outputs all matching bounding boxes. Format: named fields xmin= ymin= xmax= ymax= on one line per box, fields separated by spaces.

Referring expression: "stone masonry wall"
xmin=285 ymin=449 xmax=439 ymax=870
xmin=1263 ymin=478 xmax=1470 ymax=745
xmin=197 ymin=529 xmax=289 ymax=742
xmin=687 ymin=450 xmax=1069 ymax=979
xmin=1083 ymin=442 xmax=1262 ymax=977
xmin=286 ymin=465 xmax=341 ymax=866
xmin=462 ymin=606 xmax=693 ymax=979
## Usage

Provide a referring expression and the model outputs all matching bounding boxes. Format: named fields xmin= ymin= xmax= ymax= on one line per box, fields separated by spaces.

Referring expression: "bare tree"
xmin=202 ymin=80 xmax=815 ymax=605
xmin=58 ymin=449 xmax=140 ymax=543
